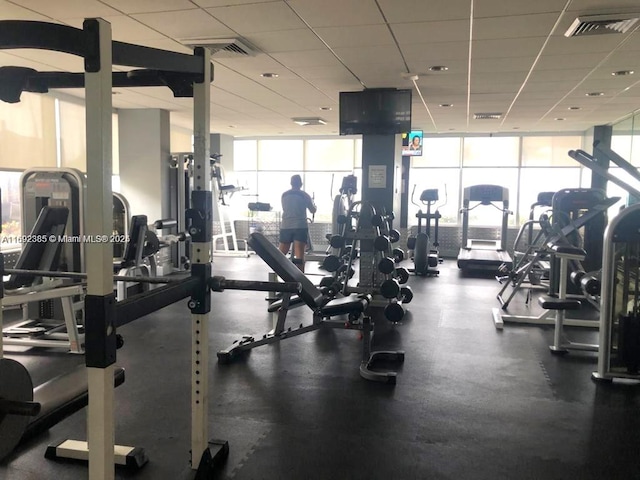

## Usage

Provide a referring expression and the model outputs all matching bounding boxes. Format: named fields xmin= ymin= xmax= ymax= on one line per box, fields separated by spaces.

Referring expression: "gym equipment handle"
xmin=0 ymin=398 xmax=41 ymax=417
xmin=208 ymin=276 xmax=301 ymax=293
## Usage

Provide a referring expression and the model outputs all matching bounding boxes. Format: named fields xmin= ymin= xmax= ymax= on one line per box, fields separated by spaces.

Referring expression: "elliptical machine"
xmin=407 ymin=186 xmax=443 ymax=276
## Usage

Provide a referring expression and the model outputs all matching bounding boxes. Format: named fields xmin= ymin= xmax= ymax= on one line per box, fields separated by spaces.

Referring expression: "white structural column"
xmin=83 ymin=18 xmax=115 ymax=480
xmin=191 ymin=47 xmax=212 ymax=468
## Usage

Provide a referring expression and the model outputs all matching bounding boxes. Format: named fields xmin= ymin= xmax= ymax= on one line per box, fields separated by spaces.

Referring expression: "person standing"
xmin=279 ymin=174 xmax=316 ymax=272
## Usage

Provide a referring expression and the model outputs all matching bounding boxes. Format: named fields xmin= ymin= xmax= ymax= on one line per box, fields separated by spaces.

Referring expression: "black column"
xmin=361 ymin=134 xmax=402 ymax=222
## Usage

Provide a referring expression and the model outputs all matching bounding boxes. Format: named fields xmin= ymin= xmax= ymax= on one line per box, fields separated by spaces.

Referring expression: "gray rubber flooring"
xmin=1 ymin=256 xmax=640 ymax=479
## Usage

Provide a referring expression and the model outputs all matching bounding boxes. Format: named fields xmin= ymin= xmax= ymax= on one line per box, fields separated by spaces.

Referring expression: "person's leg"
xmin=279 ymin=241 xmax=291 ymax=256
xmin=293 ymin=240 xmax=306 ymax=272
xmin=279 ymin=229 xmax=293 ymax=256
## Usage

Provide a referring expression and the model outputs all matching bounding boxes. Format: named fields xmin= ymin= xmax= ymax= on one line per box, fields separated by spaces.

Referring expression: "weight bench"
xmin=217 ymin=232 xmax=404 ymax=383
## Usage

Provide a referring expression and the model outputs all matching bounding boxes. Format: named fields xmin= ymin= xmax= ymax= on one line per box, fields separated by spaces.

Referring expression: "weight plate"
xmin=0 ymin=358 xmax=34 ymax=461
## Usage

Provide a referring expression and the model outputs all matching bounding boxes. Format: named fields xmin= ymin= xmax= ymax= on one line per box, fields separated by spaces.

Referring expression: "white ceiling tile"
xmin=392 ymin=19 xmax=470 ymax=44
xmin=271 ymin=50 xmax=343 ymax=67
xmin=474 ymin=13 xmax=560 ymax=40
xmin=132 ymin=9 xmax=235 ymax=39
xmin=315 ymin=24 xmax=395 ymax=48
xmin=0 ymin=0 xmax=52 ymax=20
xmin=474 ymin=0 xmax=568 ymax=18
xmin=247 ymin=29 xmax=326 ymax=53
xmin=205 ymin=3 xmax=305 ymax=33
xmin=62 ymin=15 xmax=168 ymax=41
xmin=473 ymin=37 xmax=548 ymax=58
xmin=6 ymin=0 xmax=120 ymax=18
xmin=285 ymin=0 xmax=383 ymax=27
xmin=379 ymin=0 xmax=471 ymax=22
xmin=99 ymin=0 xmax=197 ymax=14
xmin=545 ymin=35 xmax=629 ymax=56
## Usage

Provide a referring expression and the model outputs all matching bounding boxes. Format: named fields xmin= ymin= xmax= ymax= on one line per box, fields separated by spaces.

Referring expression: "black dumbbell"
xmin=329 ymin=235 xmax=345 ymax=248
xmin=337 ymin=264 xmax=356 ymax=279
xmin=395 ymin=267 xmax=410 ymax=285
xmin=400 ymin=286 xmax=413 ymax=304
xmin=384 ymin=302 xmax=405 ymax=323
xmin=388 ymin=229 xmax=401 ymax=243
xmin=374 ymin=235 xmax=390 ymax=252
xmin=380 ymin=279 xmax=400 ymax=299
xmin=322 ymin=255 xmax=341 ymax=272
xmin=392 ymin=248 xmax=405 ymax=263
xmin=371 ymin=212 xmax=394 ymax=227
xmin=378 ymin=257 xmax=395 ymax=275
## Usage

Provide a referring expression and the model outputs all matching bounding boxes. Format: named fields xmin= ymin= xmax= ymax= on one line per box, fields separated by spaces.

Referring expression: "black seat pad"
xmin=320 ymin=295 xmax=371 ymax=317
xmin=538 ymin=296 xmax=581 ymax=310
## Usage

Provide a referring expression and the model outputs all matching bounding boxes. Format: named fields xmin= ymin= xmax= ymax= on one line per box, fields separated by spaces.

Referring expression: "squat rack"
xmin=0 ymin=18 xmax=219 ymax=479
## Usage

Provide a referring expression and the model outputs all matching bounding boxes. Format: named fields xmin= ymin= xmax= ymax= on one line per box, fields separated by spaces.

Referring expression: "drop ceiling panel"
xmin=0 ymin=0 xmax=51 ymax=20
xmin=7 ymin=48 xmax=84 ymax=72
xmin=285 ymin=0 xmax=383 ymax=27
xmin=474 ymin=0 xmax=568 ymax=18
xmin=392 ymin=20 xmax=470 ymax=44
xmin=205 ymin=3 xmax=306 ymax=33
xmin=247 ymin=29 xmax=326 ymax=53
xmin=473 ymin=37 xmax=547 ymax=59
xmin=132 ymin=9 xmax=235 ymax=39
xmin=332 ymin=45 xmax=405 ymax=67
xmin=99 ymin=0 xmax=196 ymax=14
xmin=545 ymin=36 xmax=630 ymax=56
xmin=315 ymin=24 xmax=395 ymax=48
xmin=527 ymin=68 xmax=593 ymax=82
xmin=535 ymin=53 xmax=611 ymax=70
xmin=193 ymin=0 xmax=279 ymax=6
xmin=474 ymin=13 xmax=560 ymax=40
xmin=566 ymin=0 xmax=640 ymax=11
xmin=472 ymin=57 xmax=536 ymax=73
xmin=402 ymin=42 xmax=470 ymax=63
xmin=61 ymin=15 xmax=169 ymax=41
xmin=378 ymin=0 xmax=471 ymax=22
xmin=6 ymin=0 xmax=120 ymax=19
xmin=271 ymin=50 xmax=344 ymax=67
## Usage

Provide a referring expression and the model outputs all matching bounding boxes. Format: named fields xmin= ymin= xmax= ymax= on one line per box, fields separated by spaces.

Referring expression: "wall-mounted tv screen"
xmin=339 ymin=88 xmax=412 ymax=135
xmin=401 ymin=130 xmax=423 ymax=156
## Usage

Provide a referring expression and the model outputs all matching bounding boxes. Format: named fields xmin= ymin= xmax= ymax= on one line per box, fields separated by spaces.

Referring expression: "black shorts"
xmin=279 ymin=228 xmax=309 ymax=244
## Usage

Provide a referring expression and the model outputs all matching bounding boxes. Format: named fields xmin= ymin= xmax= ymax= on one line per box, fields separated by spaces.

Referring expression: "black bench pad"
xmin=320 ymin=295 xmax=371 ymax=317
xmin=22 ymin=365 xmax=125 ymax=442
xmin=538 ymin=296 xmax=581 ymax=310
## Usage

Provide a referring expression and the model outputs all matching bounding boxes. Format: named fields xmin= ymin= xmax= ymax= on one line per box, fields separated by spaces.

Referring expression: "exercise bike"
xmin=407 ymin=186 xmax=443 ymax=276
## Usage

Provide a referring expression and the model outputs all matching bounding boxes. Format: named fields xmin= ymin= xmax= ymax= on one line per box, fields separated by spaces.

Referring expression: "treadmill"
xmin=457 ymin=184 xmax=513 ymax=273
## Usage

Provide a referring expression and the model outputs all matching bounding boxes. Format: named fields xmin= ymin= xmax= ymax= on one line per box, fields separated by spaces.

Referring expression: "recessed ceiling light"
xmin=612 ymin=70 xmax=634 ymax=76
xmin=228 ymin=125 xmax=236 ymax=128
xmin=112 ymin=91 xmax=121 ymax=95
xmin=429 ymin=65 xmax=449 ymax=72
xmin=585 ymin=92 xmax=604 ymax=96
xmin=261 ymin=72 xmax=279 ymax=78
xmin=513 ymin=127 xmax=520 ymax=130
xmin=319 ymin=106 xmax=332 ymax=111
xmin=567 ymin=106 xmax=582 ymax=110
xmin=555 ymin=117 xmax=565 ymax=121
xmin=292 ymin=117 xmax=327 ymax=126
xmin=439 ymin=103 xmax=453 ymax=107
xmin=474 ymin=112 xmax=502 ymax=120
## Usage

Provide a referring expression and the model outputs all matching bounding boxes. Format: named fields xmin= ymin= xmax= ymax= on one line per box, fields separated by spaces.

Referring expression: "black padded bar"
xmin=115 ymin=277 xmax=198 ymax=328
xmin=209 ymin=276 xmax=301 ymax=293
xmin=247 ymin=233 xmax=324 ymax=309
xmin=593 ymin=141 xmax=640 ymax=183
xmin=7 ymin=70 xmax=200 ymax=92
xmin=0 ymin=21 xmax=204 ymax=74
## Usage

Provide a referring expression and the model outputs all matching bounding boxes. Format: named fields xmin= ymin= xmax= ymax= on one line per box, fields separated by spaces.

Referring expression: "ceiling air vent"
xmin=473 ymin=113 xmax=502 ymax=120
xmin=564 ymin=13 xmax=640 ymax=37
xmin=179 ymin=38 xmax=257 ymax=57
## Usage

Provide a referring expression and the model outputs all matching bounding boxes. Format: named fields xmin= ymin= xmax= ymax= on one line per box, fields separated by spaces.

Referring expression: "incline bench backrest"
xmin=248 ymin=232 xmax=324 ymax=310
xmin=121 ymin=215 xmax=147 ymax=268
xmin=6 ymin=206 xmax=69 ymax=289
